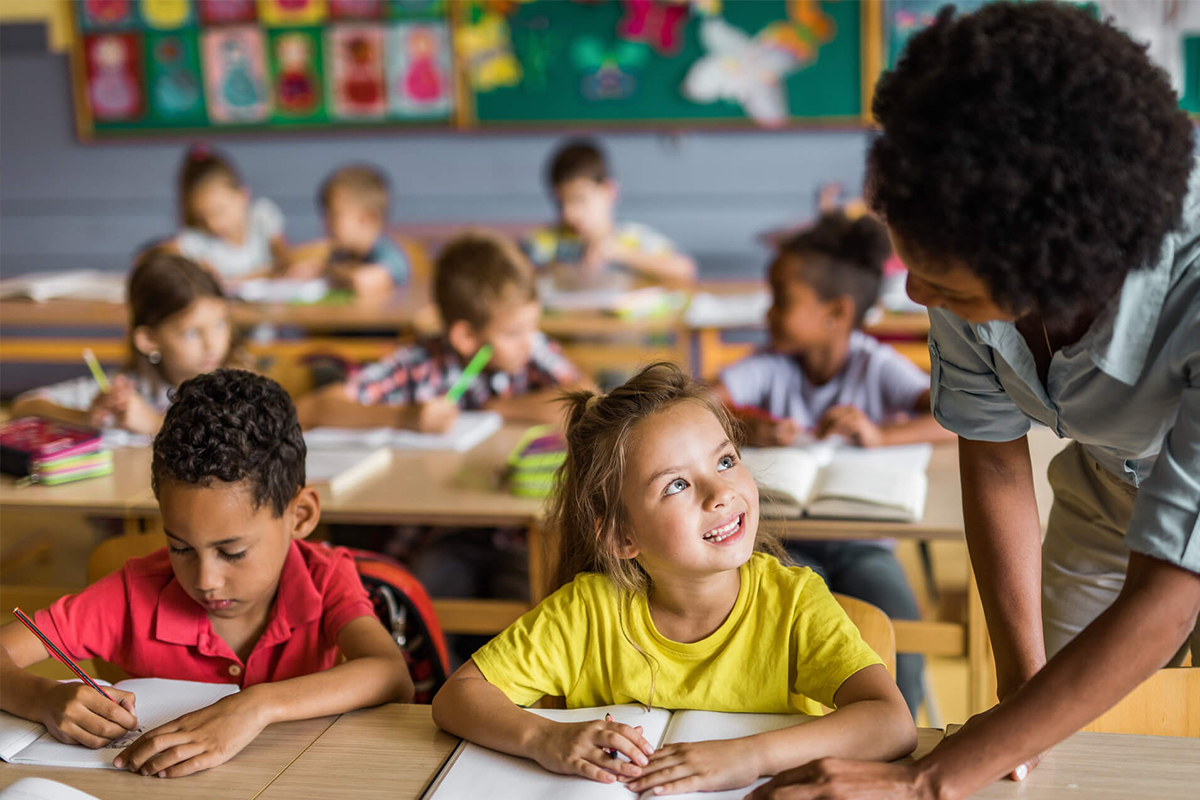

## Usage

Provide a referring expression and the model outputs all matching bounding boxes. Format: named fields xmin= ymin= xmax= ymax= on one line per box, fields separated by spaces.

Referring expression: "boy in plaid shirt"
xmin=298 ymin=231 xmax=586 ymax=432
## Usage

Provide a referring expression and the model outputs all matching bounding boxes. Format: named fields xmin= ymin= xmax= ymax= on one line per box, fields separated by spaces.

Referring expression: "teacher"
xmin=752 ymin=2 xmax=1200 ymax=799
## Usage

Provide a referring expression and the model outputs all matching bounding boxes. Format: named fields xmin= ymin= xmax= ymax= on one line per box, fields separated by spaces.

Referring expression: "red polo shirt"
xmin=35 ymin=540 xmax=375 ymax=688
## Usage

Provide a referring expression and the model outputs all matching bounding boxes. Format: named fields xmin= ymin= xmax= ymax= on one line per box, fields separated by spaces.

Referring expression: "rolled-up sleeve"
xmin=1125 ymin=369 xmax=1200 ymax=574
xmin=928 ymin=308 xmax=1032 ymax=442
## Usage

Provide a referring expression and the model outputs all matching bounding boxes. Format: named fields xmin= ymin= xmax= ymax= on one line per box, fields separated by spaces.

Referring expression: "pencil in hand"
xmin=12 ymin=608 xmax=115 ymax=702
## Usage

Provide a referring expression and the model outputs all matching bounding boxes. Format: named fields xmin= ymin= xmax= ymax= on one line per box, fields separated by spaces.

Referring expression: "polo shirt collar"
xmin=153 ymin=541 xmax=325 ymax=654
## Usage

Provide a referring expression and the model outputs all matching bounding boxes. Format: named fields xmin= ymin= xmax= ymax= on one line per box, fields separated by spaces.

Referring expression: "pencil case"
xmin=506 ymin=425 xmax=567 ymax=499
xmin=0 ymin=416 xmax=107 ymax=482
xmin=33 ymin=450 xmax=115 ymax=485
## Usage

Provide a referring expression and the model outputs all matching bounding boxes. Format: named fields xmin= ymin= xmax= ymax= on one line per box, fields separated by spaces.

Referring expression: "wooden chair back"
xmin=834 ymin=593 xmax=897 ymax=677
xmin=1083 ymin=666 xmax=1200 ymax=737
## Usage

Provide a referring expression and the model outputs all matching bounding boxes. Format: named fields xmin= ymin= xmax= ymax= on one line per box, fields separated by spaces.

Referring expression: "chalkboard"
xmin=461 ymin=0 xmax=872 ymax=128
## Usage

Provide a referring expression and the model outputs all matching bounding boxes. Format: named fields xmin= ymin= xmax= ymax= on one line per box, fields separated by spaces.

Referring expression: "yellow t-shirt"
xmin=472 ymin=552 xmax=883 ymax=715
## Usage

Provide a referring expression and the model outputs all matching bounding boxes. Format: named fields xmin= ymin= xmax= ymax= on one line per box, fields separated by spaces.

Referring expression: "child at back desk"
xmin=432 ymin=363 xmax=915 ymax=796
xmin=0 ymin=370 xmax=412 ymax=777
xmin=12 ymin=249 xmax=251 ymax=436
xmin=171 ymin=145 xmax=291 ymax=282
xmin=523 ymin=138 xmax=696 ymax=288
xmin=310 ymin=164 xmax=411 ymax=296
xmin=716 ymin=209 xmax=954 ymax=718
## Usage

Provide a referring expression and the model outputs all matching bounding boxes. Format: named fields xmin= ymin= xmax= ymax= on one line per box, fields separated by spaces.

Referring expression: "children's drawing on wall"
xmin=682 ymin=0 xmax=835 ymax=126
xmin=330 ymin=0 xmax=384 ymax=19
xmin=199 ymin=0 xmax=258 ymax=24
xmin=617 ymin=0 xmax=692 ymax=56
xmin=386 ymin=22 xmax=454 ymax=117
xmin=272 ymin=30 xmax=323 ymax=117
xmin=570 ymin=36 xmax=649 ymax=101
xmin=147 ymin=32 xmax=204 ymax=122
xmin=455 ymin=11 xmax=522 ymax=92
xmin=258 ymin=0 xmax=329 ymax=26
xmin=327 ymin=24 xmax=387 ymax=118
xmin=84 ymin=33 xmax=144 ymax=122
xmin=139 ymin=0 xmax=194 ymax=29
xmin=81 ymin=0 xmax=136 ymax=29
xmin=202 ymin=27 xmax=270 ymax=123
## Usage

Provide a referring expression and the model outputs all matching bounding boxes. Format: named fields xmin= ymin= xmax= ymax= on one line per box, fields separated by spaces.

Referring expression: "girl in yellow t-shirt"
xmin=431 ymin=362 xmax=915 ymax=796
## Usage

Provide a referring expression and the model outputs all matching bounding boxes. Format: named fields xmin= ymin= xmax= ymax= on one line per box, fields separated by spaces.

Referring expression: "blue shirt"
xmin=928 ymin=159 xmax=1200 ymax=573
xmin=329 ymin=235 xmax=410 ymax=287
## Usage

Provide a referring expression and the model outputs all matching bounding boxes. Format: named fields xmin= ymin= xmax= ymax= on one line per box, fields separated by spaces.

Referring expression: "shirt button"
xmin=228 ymin=664 xmax=242 ymax=677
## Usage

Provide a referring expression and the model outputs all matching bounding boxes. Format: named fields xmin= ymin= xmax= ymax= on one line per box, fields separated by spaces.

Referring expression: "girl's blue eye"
xmin=664 ymin=478 xmax=689 ymax=496
xmin=718 ymin=454 xmax=736 ymax=470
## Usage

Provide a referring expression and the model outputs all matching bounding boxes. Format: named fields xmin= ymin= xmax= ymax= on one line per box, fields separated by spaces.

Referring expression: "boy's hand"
xmin=628 ymin=738 xmax=762 ymax=796
xmin=417 ymin=398 xmax=460 ymax=434
xmin=114 ymin=692 xmax=266 ymax=778
xmin=39 ymin=684 xmax=138 ymax=749
xmin=816 ymin=405 xmax=882 ymax=448
xmin=531 ymin=719 xmax=655 ymax=785
xmin=744 ymin=416 xmax=800 ymax=448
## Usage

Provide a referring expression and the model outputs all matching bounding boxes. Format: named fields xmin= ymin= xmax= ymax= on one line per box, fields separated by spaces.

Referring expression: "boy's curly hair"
xmin=867 ymin=1 xmax=1194 ymax=322
xmin=152 ymin=369 xmax=306 ymax=517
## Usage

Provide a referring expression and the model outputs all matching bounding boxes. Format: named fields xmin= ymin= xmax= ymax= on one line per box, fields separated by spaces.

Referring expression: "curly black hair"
xmin=778 ymin=210 xmax=893 ymax=326
xmin=152 ymin=369 xmax=306 ymax=517
xmin=867 ymin=1 xmax=1194 ymax=322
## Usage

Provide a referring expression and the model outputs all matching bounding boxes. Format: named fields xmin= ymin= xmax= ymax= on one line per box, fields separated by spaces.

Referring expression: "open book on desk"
xmin=304 ymin=411 xmax=503 ymax=453
xmin=742 ymin=442 xmax=931 ymax=523
xmin=424 ymin=705 xmax=815 ymax=800
xmin=0 ymin=679 xmax=238 ymax=769
xmin=0 ymin=271 xmax=126 ymax=304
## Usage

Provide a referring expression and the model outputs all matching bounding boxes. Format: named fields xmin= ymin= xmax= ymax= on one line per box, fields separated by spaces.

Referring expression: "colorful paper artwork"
xmin=388 ymin=0 xmax=446 ymax=19
xmin=139 ymin=0 xmax=193 ymax=29
xmin=80 ymin=0 xmax=136 ymax=29
xmin=386 ymin=22 xmax=453 ymax=117
xmin=202 ymin=27 xmax=270 ymax=123
xmin=454 ymin=11 xmax=521 ymax=92
xmin=327 ymin=24 xmax=387 ymax=118
xmin=198 ymin=0 xmax=258 ymax=24
xmin=268 ymin=28 xmax=325 ymax=119
xmin=330 ymin=0 xmax=383 ymax=20
xmin=570 ymin=37 xmax=649 ymax=101
xmin=258 ymin=0 xmax=328 ymax=27
xmin=145 ymin=31 xmax=206 ymax=123
xmin=84 ymin=33 xmax=144 ymax=121
xmin=617 ymin=0 xmax=690 ymax=57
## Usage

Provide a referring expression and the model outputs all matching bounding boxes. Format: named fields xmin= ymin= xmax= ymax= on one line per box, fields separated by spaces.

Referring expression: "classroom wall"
xmin=0 ymin=23 xmax=872 ymax=281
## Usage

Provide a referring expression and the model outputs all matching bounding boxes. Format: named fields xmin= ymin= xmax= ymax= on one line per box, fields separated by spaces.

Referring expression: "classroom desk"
xmin=257 ymin=704 xmax=947 ymax=800
xmin=0 ymin=714 xmax=337 ymax=800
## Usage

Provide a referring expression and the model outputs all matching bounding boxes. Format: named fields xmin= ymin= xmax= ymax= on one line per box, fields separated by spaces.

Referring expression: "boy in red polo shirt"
xmin=0 ymin=370 xmax=414 ymax=778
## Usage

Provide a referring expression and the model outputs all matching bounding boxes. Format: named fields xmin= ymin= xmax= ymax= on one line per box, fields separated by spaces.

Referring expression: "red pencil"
xmin=12 ymin=608 xmax=115 ymax=702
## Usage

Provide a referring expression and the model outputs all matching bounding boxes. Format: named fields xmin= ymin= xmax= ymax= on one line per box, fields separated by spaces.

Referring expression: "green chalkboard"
xmin=463 ymin=0 xmax=867 ymax=128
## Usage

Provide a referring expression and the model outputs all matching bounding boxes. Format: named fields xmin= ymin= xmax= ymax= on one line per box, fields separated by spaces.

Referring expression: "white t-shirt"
xmin=176 ymin=197 xmax=284 ymax=278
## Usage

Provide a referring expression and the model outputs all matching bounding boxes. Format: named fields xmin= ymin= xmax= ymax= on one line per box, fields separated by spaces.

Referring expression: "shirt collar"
xmin=971 ymin=247 xmax=1174 ymax=387
xmin=153 ymin=541 xmax=325 ymax=654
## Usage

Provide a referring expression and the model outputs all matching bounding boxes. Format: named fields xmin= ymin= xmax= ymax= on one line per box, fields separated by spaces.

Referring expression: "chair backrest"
xmin=1083 ymin=666 xmax=1200 ymax=737
xmin=834 ymin=593 xmax=897 ymax=677
xmin=86 ymin=531 xmax=167 ymax=683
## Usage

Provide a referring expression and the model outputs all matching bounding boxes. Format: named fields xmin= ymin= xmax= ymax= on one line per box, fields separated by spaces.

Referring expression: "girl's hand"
xmin=113 ymin=389 xmax=163 ymax=436
xmin=628 ymin=737 xmax=762 ymax=796
xmin=88 ymin=375 xmax=132 ymax=428
xmin=417 ymin=398 xmax=460 ymax=434
xmin=530 ymin=719 xmax=655 ymax=785
xmin=113 ymin=691 xmax=267 ymax=778
xmin=816 ymin=406 xmax=882 ymax=448
xmin=38 ymin=683 xmax=138 ymax=749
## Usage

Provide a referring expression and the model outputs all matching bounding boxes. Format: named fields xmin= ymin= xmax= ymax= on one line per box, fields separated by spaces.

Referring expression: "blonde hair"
xmin=319 ymin=164 xmax=390 ymax=219
xmin=547 ymin=362 xmax=787 ymax=706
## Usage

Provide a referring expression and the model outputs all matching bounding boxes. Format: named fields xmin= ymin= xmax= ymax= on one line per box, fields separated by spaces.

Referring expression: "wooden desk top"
xmin=0 ymin=449 xmax=152 ymax=515
xmin=257 ymin=704 xmax=458 ymax=800
xmin=0 ymin=715 xmax=336 ymax=800
xmin=966 ymin=730 xmax=1200 ymax=799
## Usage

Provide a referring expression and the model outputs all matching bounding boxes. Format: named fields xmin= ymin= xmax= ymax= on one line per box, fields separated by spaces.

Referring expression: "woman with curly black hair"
xmin=752 ymin=3 xmax=1200 ymax=799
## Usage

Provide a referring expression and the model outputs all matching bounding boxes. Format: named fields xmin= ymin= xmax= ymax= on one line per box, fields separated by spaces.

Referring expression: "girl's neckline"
xmin=637 ymin=560 xmax=751 ymax=657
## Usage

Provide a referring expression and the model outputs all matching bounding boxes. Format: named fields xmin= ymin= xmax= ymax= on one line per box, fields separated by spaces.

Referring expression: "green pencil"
xmin=445 ymin=344 xmax=493 ymax=403
xmin=82 ymin=348 xmax=111 ymax=393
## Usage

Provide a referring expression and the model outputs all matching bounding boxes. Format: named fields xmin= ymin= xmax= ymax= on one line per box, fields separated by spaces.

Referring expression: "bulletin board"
xmin=69 ymin=0 xmax=458 ymax=137
xmin=68 ymin=0 xmax=883 ymax=138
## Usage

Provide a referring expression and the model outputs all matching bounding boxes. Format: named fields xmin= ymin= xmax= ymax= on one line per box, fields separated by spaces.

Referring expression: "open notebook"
xmin=424 ymin=705 xmax=815 ymax=800
xmin=304 ymin=411 xmax=503 ymax=453
xmin=0 ymin=779 xmax=100 ymax=800
xmin=306 ymin=447 xmax=392 ymax=496
xmin=0 ymin=271 xmax=126 ymax=304
xmin=742 ymin=443 xmax=931 ymax=523
xmin=0 ymin=679 xmax=238 ymax=769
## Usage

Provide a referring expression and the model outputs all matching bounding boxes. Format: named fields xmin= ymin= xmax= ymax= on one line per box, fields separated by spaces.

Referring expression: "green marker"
xmin=445 ymin=344 xmax=493 ymax=403
xmin=82 ymin=348 xmax=111 ymax=393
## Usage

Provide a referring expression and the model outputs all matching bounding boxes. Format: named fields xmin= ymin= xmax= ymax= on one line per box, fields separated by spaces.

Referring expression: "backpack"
xmin=343 ymin=547 xmax=450 ymax=704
